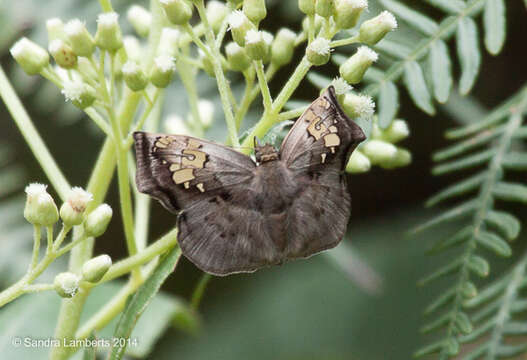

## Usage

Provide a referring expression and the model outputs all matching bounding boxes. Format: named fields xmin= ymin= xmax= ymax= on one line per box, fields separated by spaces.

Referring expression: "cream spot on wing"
xmin=172 ymin=168 xmax=194 ymax=184
xmin=196 ymin=183 xmax=205 ymax=192
xmin=324 ymin=133 xmax=340 ymax=148
xmin=321 ymin=153 xmax=327 ymax=163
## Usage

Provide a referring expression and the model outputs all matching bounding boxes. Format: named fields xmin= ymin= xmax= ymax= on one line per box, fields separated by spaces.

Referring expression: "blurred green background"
xmin=0 ymin=0 xmax=526 ymax=359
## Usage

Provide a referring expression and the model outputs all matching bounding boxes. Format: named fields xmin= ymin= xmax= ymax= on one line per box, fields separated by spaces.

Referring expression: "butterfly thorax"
xmin=251 ymin=161 xmax=299 ymax=215
xmin=254 ymin=144 xmax=279 ymax=164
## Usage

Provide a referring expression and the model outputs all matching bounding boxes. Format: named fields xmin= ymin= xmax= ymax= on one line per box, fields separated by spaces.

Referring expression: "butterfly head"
xmin=254 ymin=137 xmax=279 ymax=164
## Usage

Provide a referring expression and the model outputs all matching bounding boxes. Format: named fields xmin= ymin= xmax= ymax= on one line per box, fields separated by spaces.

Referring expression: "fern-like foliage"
xmin=414 ymin=84 xmax=527 ymax=359
xmin=461 ymin=253 xmax=527 ymax=359
xmin=331 ymin=0 xmax=507 ymax=130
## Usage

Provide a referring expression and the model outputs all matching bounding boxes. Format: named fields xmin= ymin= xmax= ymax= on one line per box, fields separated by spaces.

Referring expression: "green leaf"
xmin=464 ymin=274 xmax=508 ymax=308
xmin=454 ymin=311 xmax=473 ymax=334
xmin=484 ymin=0 xmax=506 ymax=55
xmin=446 ymin=87 xmax=525 ymax=139
xmin=403 ymin=61 xmax=435 ymax=115
xmin=461 ymin=345 xmax=488 ymax=360
xmin=434 ymin=127 xmax=503 ymax=161
xmin=432 ymin=149 xmax=494 ymax=175
xmin=427 ymin=226 xmax=473 ymax=253
xmin=467 ymin=255 xmax=490 ymax=277
xmin=426 ymin=172 xmax=485 ymax=207
xmin=495 ymin=344 xmax=527 ymax=357
xmin=493 ymin=182 xmax=527 ymax=203
xmin=461 ymin=281 xmax=478 ymax=299
xmin=110 ymin=246 xmax=182 ymax=360
xmin=414 ymin=338 xmax=455 ymax=358
xmin=503 ymin=321 xmax=527 ymax=335
xmin=378 ymin=81 xmax=399 ymax=129
xmin=445 ymin=337 xmax=460 ymax=355
xmin=485 ymin=210 xmax=521 ymax=241
xmin=412 ymin=200 xmax=478 ymax=234
xmin=502 ymin=152 xmax=527 ymax=170
xmin=425 ymin=286 xmax=456 ymax=314
xmin=426 ymin=0 xmax=466 ymax=13
xmin=432 ymin=149 xmax=496 ymax=175
xmin=513 ymin=126 xmax=527 ymax=138
xmin=420 ymin=311 xmax=452 ymax=333
xmin=429 ymin=40 xmax=452 ymax=103
xmin=459 ymin=317 xmax=495 ymax=342
xmin=511 ymin=299 xmax=527 ymax=313
xmin=380 ymin=0 xmax=439 ymax=35
xmin=418 ymin=257 xmax=463 ymax=286
xmin=374 ymin=39 xmax=411 ymax=59
xmin=476 ymin=230 xmax=512 ymax=257
xmin=456 ymin=17 xmax=481 ymax=94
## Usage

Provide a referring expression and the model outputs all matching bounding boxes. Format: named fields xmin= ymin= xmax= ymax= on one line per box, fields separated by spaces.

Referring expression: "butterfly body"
xmin=134 ymin=86 xmax=365 ymax=275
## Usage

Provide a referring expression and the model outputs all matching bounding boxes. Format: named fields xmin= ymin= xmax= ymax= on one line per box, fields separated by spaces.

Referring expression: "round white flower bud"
xmin=84 ymin=204 xmax=113 ymax=238
xmin=346 ymin=150 xmax=371 ymax=173
xmin=82 ymin=254 xmax=112 ymax=283
xmin=60 ymin=187 xmax=93 ymax=226
xmin=10 ymin=38 xmax=50 ymax=75
xmin=24 ymin=183 xmax=59 ymax=226
xmin=306 ymin=37 xmax=331 ymax=66
xmin=54 ymin=272 xmax=80 ymax=298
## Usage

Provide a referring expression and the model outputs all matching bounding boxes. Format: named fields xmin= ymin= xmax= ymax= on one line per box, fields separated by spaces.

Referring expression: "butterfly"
xmin=134 ymin=86 xmax=366 ymax=276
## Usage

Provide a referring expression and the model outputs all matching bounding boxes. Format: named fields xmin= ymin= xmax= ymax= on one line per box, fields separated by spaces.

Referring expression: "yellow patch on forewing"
xmin=182 ymin=149 xmax=206 ymax=167
xmin=155 ymin=136 xmax=172 ymax=149
xmin=167 ymin=137 xmax=208 ymax=191
xmin=307 ymin=117 xmax=325 ymax=140
xmin=306 ymin=109 xmax=341 ymax=162
xmin=172 ymin=168 xmax=194 ymax=184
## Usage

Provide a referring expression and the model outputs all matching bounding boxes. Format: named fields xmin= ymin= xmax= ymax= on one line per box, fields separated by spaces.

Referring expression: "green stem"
xmin=240 ymin=56 xmax=311 ymax=152
xmin=52 ymin=225 xmax=72 ymax=251
xmin=0 ymin=66 xmax=71 ymax=200
xmin=29 ymin=226 xmax=41 ymax=271
xmin=177 ymin=58 xmax=204 ymax=136
xmin=98 ymin=0 xmax=113 ymax=12
xmin=99 ymin=228 xmax=179 ymax=284
xmin=254 ymin=60 xmax=272 ymax=112
xmin=235 ymin=70 xmax=256 ymax=130
xmin=24 ymin=283 xmax=55 ymax=293
xmin=278 ymin=107 xmax=306 ymax=121
xmin=195 ymin=0 xmax=240 ymax=147
xmin=191 ymin=274 xmax=211 ymax=310
xmin=330 ymin=35 xmax=360 ymax=48
xmin=85 ymin=108 xmax=113 ymax=137
xmin=75 ymin=260 xmax=160 ymax=341
xmin=51 ymin=90 xmax=143 ymax=360
xmin=124 ymin=90 xmax=162 ymax=148
xmin=46 ymin=226 xmax=53 ymax=255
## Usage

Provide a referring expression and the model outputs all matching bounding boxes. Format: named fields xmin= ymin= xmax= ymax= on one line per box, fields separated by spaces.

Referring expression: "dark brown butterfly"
xmin=134 ymin=86 xmax=366 ymax=276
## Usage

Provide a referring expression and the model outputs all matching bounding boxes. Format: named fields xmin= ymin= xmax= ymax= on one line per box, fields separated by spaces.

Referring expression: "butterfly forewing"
xmin=280 ymin=86 xmax=366 ymax=173
xmin=280 ymin=86 xmax=366 ymax=259
xmin=134 ymin=132 xmax=255 ymax=212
